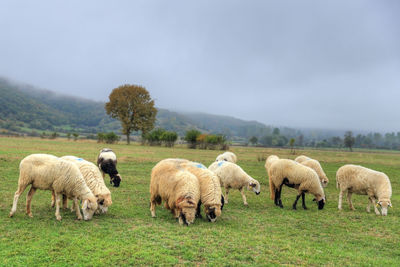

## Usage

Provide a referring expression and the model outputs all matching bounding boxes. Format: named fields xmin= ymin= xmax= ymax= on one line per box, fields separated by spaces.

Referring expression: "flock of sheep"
xmin=8 ymin=149 xmax=393 ymax=225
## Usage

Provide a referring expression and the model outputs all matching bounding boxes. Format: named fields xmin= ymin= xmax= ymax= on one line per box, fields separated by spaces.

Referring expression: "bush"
xmin=185 ymin=129 xmax=201 ymax=149
xmin=97 ymin=132 xmax=120 ymax=144
xmin=160 ymin=131 xmax=178 ymax=147
xmin=144 ymin=128 xmax=165 ymax=146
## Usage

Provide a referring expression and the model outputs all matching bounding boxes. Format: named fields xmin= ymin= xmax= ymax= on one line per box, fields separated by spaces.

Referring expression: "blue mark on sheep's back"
xmin=218 ymin=161 xmax=224 ymax=167
xmin=76 ymin=158 xmax=84 ymax=161
xmin=195 ymin=163 xmax=206 ymax=169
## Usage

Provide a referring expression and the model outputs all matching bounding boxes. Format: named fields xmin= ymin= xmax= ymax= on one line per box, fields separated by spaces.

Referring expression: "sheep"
xmin=296 ymin=158 xmax=329 ymax=188
xmin=154 ymin=159 xmax=223 ymax=222
xmin=150 ymin=160 xmax=200 ymax=226
xmin=97 ymin=148 xmax=121 ymax=187
xmin=60 ymin=156 xmax=112 ymax=214
xmin=268 ymin=159 xmax=325 ymax=210
xmin=294 ymin=155 xmax=311 ymax=164
xmin=9 ymin=154 xmax=98 ymax=221
xmin=216 ymin=151 xmax=237 ymax=163
xmin=209 ymin=161 xmax=260 ymax=206
xmin=336 ymin=164 xmax=392 ymax=216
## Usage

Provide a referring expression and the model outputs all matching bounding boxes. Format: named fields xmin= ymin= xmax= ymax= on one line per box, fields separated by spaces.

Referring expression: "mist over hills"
xmin=0 ymin=77 xmax=362 ymax=144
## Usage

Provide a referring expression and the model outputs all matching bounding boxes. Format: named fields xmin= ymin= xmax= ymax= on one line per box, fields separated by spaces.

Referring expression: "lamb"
xmin=150 ymin=160 xmax=200 ymax=225
xmin=295 ymin=156 xmax=329 ymax=187
xmin=268 ymin=159 xmax=325 ymax=210
xmin=336 ymin=164 xmax=392 ymax=216
xmin=216 ymin=151 xmax=237 ymax=163
xmin=209 ymin=161 xmax=260 ymax=206
xmin=97 ymin=148 xmax=122 ymax=187
xmin=294 ymin=155 xmax=311 ymax=164
xmin=9 ymin=154 xmax=98 ymax=221
xmin=60 ymin=156 xmax=112 ymax=214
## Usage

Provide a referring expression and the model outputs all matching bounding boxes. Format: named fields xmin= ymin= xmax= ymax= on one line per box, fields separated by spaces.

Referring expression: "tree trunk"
xmin=126 ymin=133 xmax=130 ymax=144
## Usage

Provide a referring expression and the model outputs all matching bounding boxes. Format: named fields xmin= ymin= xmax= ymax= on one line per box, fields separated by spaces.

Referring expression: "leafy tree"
xmin=105 ymin=84 xmax=157 ymax=144
xmin=289 ymin=138 xmax=295 ymax=154
xmin=273 ymin=128 xmax=280 ymax=135
xmin=67 ymin=133 xmax=71 ymax=140
xmin=344 ymin=131 xmax=355 ymax=152
xmin=185 ymin=129 xmax=201 ymax=149
xmin=72 ymin=133 xmax=79 ymax=141
xmin=160 ymin=131 xmax=178 ymax=147
xmin=249 ymin=136 xmax=258 ymax=146
xmin=144 ymin=128 xmax=165 ymax=146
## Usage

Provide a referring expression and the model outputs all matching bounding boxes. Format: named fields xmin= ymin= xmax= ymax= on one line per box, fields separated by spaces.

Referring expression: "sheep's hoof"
xmin=9 ymin=213 xmax=14 ymax=218
xmin=56 ymin=216 xmax=62 ymax=221
xmin=350 ymin=207 xmax=355 ymax=211
xmin=244 ymin=203 xmax=248 ymax=207
xmin=292 ymin=206 xmax=297 ymax=210
xmin=375 ymin=211 xmax=380 ymax=215
xmin=27 ymin=213 xmax=33 ymax=218
xmin=303 ymin=207 xmax=308 ymax=210
xmin=77 ymin=216 xmax=82 ymax=220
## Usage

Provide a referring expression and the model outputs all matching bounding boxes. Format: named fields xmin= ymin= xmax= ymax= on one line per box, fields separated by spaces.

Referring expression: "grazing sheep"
xmin=336 ymin=164 xmax=392 ymax=216
xmin=97 ymin=148 xmax=121 ymax=187
xmin=156 ymin=159 xmax=224 ymax=222
xmin=294 ymin=155 xmax=311 ymax=164
xmin=9 ymin=154 xmax=98 ymax=221
xmin=216 ymin=151 xmax=237 ymax=163
xmin=150 ymin=160 xmax=200 ymax=226
xmin=61 ymin=156 xmax=112 ymax=214
xmin=209 ymin=161 xmax=260 ymax=206
xmin=268 ymin=159 xmax=325 ymax=210
xmin=298 ymin=158 xmax=329 ymax=188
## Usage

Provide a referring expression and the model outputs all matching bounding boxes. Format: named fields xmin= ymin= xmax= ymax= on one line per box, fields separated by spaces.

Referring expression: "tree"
xmin=185 ymin=129 xmax=201 ymax=149
xmin=344 ymin=131 xmax=355 ymax=152
xmin=105 ymin=84 xmax=157 ymax=144
xmin=72 ymin=133 xmax=79 ymax=141
xmin=289 ymin=138 xmax=295 ymax=154
xmin=249 ymin=136 xmax=258 ymax=146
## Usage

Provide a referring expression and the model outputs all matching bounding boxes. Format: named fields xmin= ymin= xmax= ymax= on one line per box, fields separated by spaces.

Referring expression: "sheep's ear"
xmin=389 ymin=202 xmax=393 ymax=208
xmin=312 ymin=198 xmax=316 ymax=202
xmin=249 ymin=182 xmax=256 ymax=188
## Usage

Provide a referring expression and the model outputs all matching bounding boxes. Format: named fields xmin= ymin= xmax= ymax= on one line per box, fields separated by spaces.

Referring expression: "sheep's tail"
xmin=269 ymin=177 xmax=275 ymax=200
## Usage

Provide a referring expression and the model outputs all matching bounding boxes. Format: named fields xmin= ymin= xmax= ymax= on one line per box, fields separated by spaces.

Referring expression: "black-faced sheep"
xmin=9 ymin=154 xmax=98 ymax=221
xmin=209 ymin=161 xmax=260 ymax=206
xmin=268 ymin=159 xmax=325 ymax=210
xmin=150 ymin=160 xmax=200 ymax=226
xmin=216 ymin=151 xmax=237 ymax=163
xmin=336 ymin=164 xmax=392 ymax=216
xmin=97 ymin=148 xmax=121 ymax=187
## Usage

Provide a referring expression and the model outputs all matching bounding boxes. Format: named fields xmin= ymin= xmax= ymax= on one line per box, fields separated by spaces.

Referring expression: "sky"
xmin=0 ymin=0 xmax=399 ymax=132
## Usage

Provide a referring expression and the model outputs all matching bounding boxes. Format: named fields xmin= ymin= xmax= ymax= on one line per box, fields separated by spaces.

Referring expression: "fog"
xmin=0 ymin=0 xmax=399 ymax=131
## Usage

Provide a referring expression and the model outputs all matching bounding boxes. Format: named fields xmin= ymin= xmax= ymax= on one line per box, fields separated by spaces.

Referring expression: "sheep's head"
xmin=110 ymin=174 xmax=122 ymax=187
xmin=313 ymin=195 xmax=326 ymax=210
xmin=96 ymin=194 xmax=112 ymax=214
xmin=248 ymin=179 xmax=261 ymax=195
xmin=176 ymin=196 xmax=197 ymax=226
xmin=82 ymin=197 xmax=98 ymax=220
xmin=204 ymin=205 xmax=222 ymax=223
xmin=321 ymin=177 xmax=329 ymax=188
xmin=377 ymin=199 xmax=392 ymax=216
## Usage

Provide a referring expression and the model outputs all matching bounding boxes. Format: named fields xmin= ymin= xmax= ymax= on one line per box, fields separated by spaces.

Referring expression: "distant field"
xmin=0 ymin=137 xmax=399 ymax=266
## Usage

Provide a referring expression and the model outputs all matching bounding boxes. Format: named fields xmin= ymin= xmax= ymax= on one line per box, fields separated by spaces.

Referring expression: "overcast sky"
xmin=1 ymin=1 xmax=399 ymax=132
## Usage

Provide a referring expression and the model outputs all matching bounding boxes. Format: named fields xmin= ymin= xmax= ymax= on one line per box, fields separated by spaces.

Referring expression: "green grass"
xmin=0 ymin=137 xmax=399 ymax=266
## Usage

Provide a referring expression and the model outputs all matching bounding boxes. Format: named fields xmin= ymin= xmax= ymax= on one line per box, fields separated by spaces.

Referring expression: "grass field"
xmin=0 ymin=137 xmax=399 ymax=266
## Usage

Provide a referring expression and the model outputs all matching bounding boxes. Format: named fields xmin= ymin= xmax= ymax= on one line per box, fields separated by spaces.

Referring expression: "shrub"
xmin=160 ymin=131 xmax=178 ymax=147
xmin=185 ymin=129 xmax=201 ymax=149
xmin=144 ymin=128 xmax=165 ymax=146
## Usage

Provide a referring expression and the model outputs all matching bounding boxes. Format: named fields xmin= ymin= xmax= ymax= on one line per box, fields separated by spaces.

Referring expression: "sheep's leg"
xmin=292 ymin=193 xmax=301 ymax=210
xmin=338 ymin=189 xmax=344 ymax=210
xmin=9 ymin=183 xmax=29 ymax=217
xmin=347 ymin=191 xmax=355 ymax=210
xmin=74 ymin=198 xmax=82 ymax=220
xmin=62 ymin=194 xmax=68 ymax=210
xmin=239 ymin=187 xmax=248 ymax=206
xmin=370 ymin=196 xmax=380 ymax=215
xmin=277 ymin=183 xmax=284 ymax=208
xmin=196 ymin=201 xmax=202 ymax=218
xmin=367 ymin=197 xmax=372 ymax=213
xmin=225 ymin=188 xmax=229 ymax=204
xmin=150 ymin=200 xmax=157 ymax=218
xmin=54 ymin=193 xmax=62 ymax=221
xmin=301 ymin=192 xmax=308 ymax=210
xmin=51 ymin=190 xmax=56 ymax=208
xmin=26 ymin=186 xmax=36 ymax=217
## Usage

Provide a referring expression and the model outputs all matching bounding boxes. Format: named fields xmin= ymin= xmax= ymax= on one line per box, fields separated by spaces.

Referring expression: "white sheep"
xmin=265 ymin=155 xmax=279 ymax=172
xmin=97 ymin=148 xmax=121 ymax=187
xmin=209 ymin=161 xmax=260 ymax=206
xmin=61 ymin=156 xmax=112 ymax=214
xmin=216 ymin=151 xmax=237 ymax=163
xmin=9 ymin=154 xmax=98 ymax=221
xmin=268 ymin=159 xmax=325 ymax=210
xmin=296 ymin=157 xmax=329 ymax=188
xmin=150 ymin=160 xmax=200 ymax=225
xmin=336 ymin=164 xmax=392 ymax=216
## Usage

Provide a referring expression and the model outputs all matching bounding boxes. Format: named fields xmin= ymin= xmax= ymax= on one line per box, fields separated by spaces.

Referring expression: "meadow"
xmin=0 ymin=137 xmax=399 ymax=266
